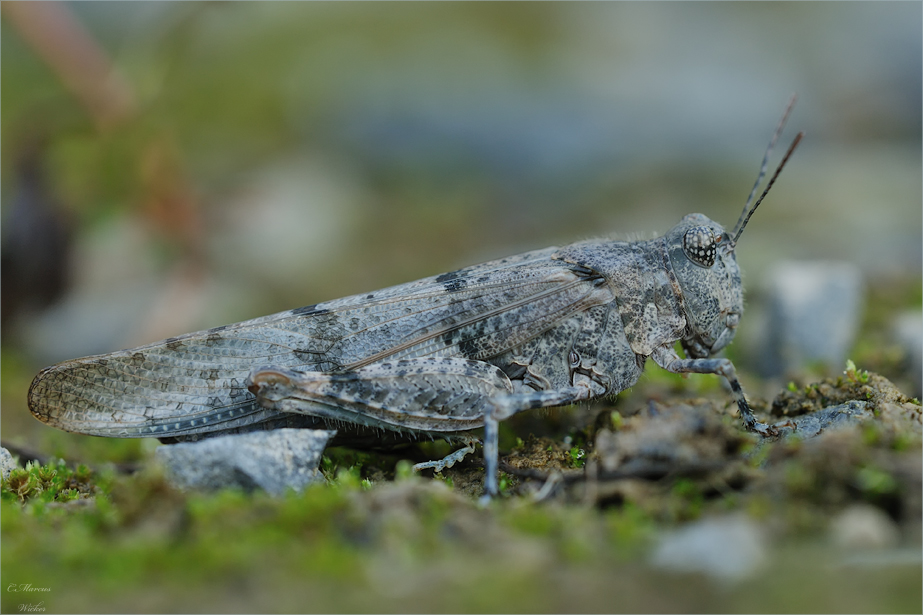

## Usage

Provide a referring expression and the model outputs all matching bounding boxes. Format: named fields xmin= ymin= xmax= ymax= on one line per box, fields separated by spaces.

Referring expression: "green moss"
xmin=783 ymin=462 xmax=816 ymax=496
xmin=4 ymin=292 xmax=920 ymax=613
xmin=500 ymin=504 xmax=557 ymax=537
xmin=665 ymin=478 xmax=705 ymax=521
xmin=1 ymin=460 xmax=100 ymax=505
xmin=844 ymin=359 xmax=870 ymax=384
xmin=566 ymin=446 xmax=586 ymax=469
xmin=2 ymin=423 xmax=920 ymax=613
xmin=497 ymin=471 xmax=516 ymax=494
xmin=609 ymin=410 xmax=624 ymax=431
xmin=603 ymin=503 xmax=657 ymax=557
xmin=393 ymin=459 xmax=415 ymax=481
xmin=321 ymin=446 xmax=395 ymax=483
xmin=855 ymin=465 xmax=899 ymax=498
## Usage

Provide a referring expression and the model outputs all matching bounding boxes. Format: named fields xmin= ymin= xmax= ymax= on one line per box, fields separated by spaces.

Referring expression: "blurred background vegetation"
xmin=3 ymin=2 xmax=920 ymax=456
xmin=2 ymin=3 xmax=921 ymax=613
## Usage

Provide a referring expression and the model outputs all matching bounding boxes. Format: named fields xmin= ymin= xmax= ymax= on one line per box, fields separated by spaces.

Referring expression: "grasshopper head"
xmin=662 ymin=102 xmax=803 ymax=360
xmin=666 ymin=213 xmax=743 ymax=359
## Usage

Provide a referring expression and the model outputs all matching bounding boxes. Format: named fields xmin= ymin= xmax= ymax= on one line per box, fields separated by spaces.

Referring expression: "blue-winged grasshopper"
xmin=29 ymin=99 xmax=802 ymax=497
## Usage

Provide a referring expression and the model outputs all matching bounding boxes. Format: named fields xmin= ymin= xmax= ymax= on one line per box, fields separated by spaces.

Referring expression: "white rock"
xmin=761 ymin=261 xmax=863 ymax=377
xmin=831 ymin=504 xmax=900 ymax=550
xmin=0 ymin=447 xmax=17 ymax=480
xmin=156 ymin=428 xmax=335 ymax=496
xmin=893 ymin=310 xmax=922 ymax=397
xmin=650 ymin=514 xmax=767 ymax=583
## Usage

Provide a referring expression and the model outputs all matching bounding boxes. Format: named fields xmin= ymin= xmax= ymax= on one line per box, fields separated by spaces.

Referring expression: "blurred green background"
xmin=0 ymin=2 xmax=923 ymax=464
xmin=2 ymin=0 xmax=921 ymax=460
xmin=3 ymin=0 xmax=921 ymax=460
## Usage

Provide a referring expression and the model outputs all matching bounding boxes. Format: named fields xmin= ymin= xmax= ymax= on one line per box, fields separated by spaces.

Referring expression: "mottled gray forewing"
xmin=29 ymin=247 xmax=609 ymax=438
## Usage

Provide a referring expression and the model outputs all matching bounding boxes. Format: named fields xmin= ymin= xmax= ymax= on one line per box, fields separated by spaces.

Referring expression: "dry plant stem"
xmin=2 ymin=1 xmax=135 ymax=130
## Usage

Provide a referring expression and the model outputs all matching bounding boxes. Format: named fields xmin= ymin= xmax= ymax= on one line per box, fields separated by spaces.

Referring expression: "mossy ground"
xmin=3 ymin=280 xmax=921 ymax=613
xmin=4 ymin=365 xmax=921 ymax=613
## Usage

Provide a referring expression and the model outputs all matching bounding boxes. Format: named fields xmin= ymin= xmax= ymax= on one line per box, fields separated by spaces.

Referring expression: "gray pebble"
xmin=760 ymin=261 xmax=863 ymax=378
xmin=155 ymin=429 xmax=335 ymax=495
xmin=0 ymin=447 xmax=17 ymax=480
xmin=892 ymin=310 xmax=922 ymax=397
xmin=779 ymin=400 xmax=873 ymax=439
xmin=831 ymin=504 xmax=900 ymax=550
xmin=747 ymin=401 xmax=873 ymax=463
xmin=650 ymin=514 xmax=767 ymax=582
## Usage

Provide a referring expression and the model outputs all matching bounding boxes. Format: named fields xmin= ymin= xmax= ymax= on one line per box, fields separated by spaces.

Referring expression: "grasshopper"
xmin=28 ymin=100 xmax=802 ymax=497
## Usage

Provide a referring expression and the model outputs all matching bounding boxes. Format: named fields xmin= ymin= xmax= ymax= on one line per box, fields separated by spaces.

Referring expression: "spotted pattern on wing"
xmin=29 ymin=246 xmax=612 ymax=438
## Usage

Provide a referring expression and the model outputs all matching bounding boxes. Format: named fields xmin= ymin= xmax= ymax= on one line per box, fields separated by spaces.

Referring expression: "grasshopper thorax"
xmin=666 ymin=213 xmax=742 ymax=359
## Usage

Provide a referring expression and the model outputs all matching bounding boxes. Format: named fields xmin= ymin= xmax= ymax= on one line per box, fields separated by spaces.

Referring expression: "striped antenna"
xmin=730 ymin=94 xmax=798 ymax=242
xmin=732 ymin=131 xmax=804 ymax=245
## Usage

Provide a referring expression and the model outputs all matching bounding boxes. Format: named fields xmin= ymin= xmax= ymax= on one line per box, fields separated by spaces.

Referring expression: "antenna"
xmin=732 ymin=131 xmax=804 ymax=245
xmin=730 ymin=94 xmax=798 ymax=241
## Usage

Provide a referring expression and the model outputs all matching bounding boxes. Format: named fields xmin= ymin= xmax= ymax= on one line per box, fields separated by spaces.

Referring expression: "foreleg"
xmin=652 ymin=346 xmax=778 ymax=437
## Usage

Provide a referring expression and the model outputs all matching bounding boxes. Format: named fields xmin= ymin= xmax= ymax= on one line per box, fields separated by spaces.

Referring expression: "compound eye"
xmin=683 ymin=226 xmax=717 ymax=267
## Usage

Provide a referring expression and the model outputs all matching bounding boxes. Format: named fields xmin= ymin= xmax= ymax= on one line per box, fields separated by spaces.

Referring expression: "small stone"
xmin=760 ymin=261 xmax=863 ymax=378
xmin=781 ymin=400 xmax=874 ymax=439
xmin=0 ymin=447 xmax=18 ymax=480
xmin=831 ymin=504 xmax=900 ymax=550
xmin=595 ymin=401 xmax=746 ymax=475
xmin=155 ymin=428 xmax=335 ymax=495
xmin=892 ymin=310 xmax=922 ymax=397
xmin=747 ymin=401 xmax=875 ymax=462
xmin=650 ymin=514 xmax=767 ymax=582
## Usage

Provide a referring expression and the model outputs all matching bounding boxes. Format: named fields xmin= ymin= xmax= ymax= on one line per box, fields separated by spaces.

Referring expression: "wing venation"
xmin=28 ymin=247 xmax=609 ymax=438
